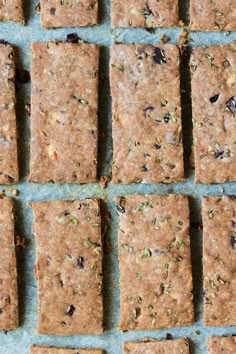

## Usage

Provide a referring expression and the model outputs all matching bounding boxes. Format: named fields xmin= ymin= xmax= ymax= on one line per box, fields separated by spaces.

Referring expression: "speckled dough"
xmin=40 ymin=0 xmax=98 ymax=29
xmin=30 ymin=345 xmax=104 ymax=354
xmin=31 ymin=199 xmax=103 ymax=335
xmin=207 ymin=336 xmax=236 ymax=353
xmin=123 ymin=338 xmax=190 ymax=354
xmin=0 ymin=0 xmax=24 ymax=24
xmin=111 ymin=0 xmax=179 ymax=28
xmin=190 ymin=0 xmax=236 ymax=31
xmin=0 ymin=197 xmax=18 ymax=330
xmin=116 ymin=194 xmax=194 ymax=331
xmin=0 ymin=44 xmax=18 ymax=184
xmin=111 ymin=44 xmax=184 ymax=184
xmin=190 ymin=45 xmax=236 ymax=183
xmin=29 ymin=42 xmax=99 ymax=184
xmin=202 ymin=196 xmax=236 ymax=326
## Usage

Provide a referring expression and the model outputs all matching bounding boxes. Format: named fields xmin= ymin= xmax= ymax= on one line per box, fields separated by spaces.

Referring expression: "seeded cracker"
xmin=111 ymin=44 xmax=184 ymax=184
xmin=207 ymin=336 xmax=236 ymax=353
xmin=30 ymin=346 xmax=104 ymax=354
xmin=117 ymin=194 xmax=194 ymax=331
xmin=111 ymin=1 xmax=179 ymax=28
xmin=30 ymin=199 xmax=103 ymax=335
xmin=202 ymin=196 xmax=236 ymax=326
xmin=190 ymin=44 xmax=236 ymax=183
xmin=0 ymin=0 xmax=24 ymax=23
xmin=123 ymin=338 xmax=190 ymax=354
xmin=0 ymin=197 xmax=18 ymax=330
xmin=29 ymin=42 xmax=99 ymax=184
xmin=0 ymin=43 xmax=18 ymax=184
xmin=190 ymin=0 xmax=236 ymax=31
xmin=40 ymin=0 xmax=98 ymax=29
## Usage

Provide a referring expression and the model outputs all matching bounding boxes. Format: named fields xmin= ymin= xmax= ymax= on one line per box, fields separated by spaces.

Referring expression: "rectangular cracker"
xmin=190 ymin=45 xmax=236 ymax=183
xmin=190 ymin=1 xmax=236 ymax=31
xmin=0 ymin=197 xmax=18 ymax=330
xmin=40 ymin=0 xmax=98 ymax=29
xmin=0 ymin=0 xmax=24 ymax=24
xmin=116 ymin=194 xmax=194 ymax=331
xmin=30 ymin=346 xmax=104 ymax=354
xmin=31 ymin=199 xmax=103 ymax=335
xmin=202 ymin=196 xmax=236 ymax=326
xmin=123 ymin=338 xmax=190 ymax=354
xmin=111 ymin=1 xmax=179 ymax=28
xmin=29 ymin=42 xmax=99 ymax=184
xmin=0 ymin=43 xmax=18 ymax=184
xmin=111 ymin=44 xmax=184 ymax=184
xmin=207 ymin=336 xmax=236 ymax=353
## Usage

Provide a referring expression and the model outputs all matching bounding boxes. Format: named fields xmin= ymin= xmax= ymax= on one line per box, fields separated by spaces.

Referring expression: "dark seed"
xmin=24 ymin=103 xmax=31 ymax=115
xmin=209 ymin=94 xmax=219 ymax=103
xmin=50 ymin=7 xmax=56 ymax=15
xmin=66 ymin=304 xmax=75 ymax=316
xmin=214 ymin=150 xmax=224 ymax=159
xmin=231 ymin=220 xmax=236 ymax=228
xmin=16 ymin=69 xmax=30 ymax=84
xmin=64 ymin=210 xmax=70 ymax=216
xmin=66 ymin=33 xmax=80 ymax=44
xmin=153 ymin=47 xmax=167 ymax=65
xmin=226 ymin=96 xmax=236 ymax=115
xmin=143 ymin=106 xmax=155 ymax=117
xmin=116 ymin=203 xmax=125 ymax=214
xmin=141 ymin=165 xmax=148 ymax=172
xmin=229 ymin=195 xmax=236 ymax=201
xmin=223 ymin=59 xmax=230 ymax=68
xmin=0 ymin=309 xmax=3 ymax=315
xmin=230 ymin=234 xmax=236 ymax=249
xmin=76 ymin=256 xmax=84 ymax=269
xmin=164 ymin=113 xmax=171 ymax=123
xmin=166 ymin=333 xmax=173 ymax=340
xmin=146 ymin=28 xmax=155 ymax=34
xmin=154 ymin=144 xmax=161 ymax=149
xmin=0 ymin=39 xmax=8 ymax=45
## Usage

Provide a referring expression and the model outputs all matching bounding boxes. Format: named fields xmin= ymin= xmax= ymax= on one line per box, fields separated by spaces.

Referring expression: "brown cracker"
xmin=31 ymin=199 xmax=103 ymax=335
xmin=40 ymin=0 xmax=98 ymax=29
xmin=0 ymin=0 xmax=24 ymax=24
xmin=0 ymin=43 xmax=18 ymax=184
xmin=111 ymin=1 xmax=179 ymax=28
xmin=190 ymin=45 xmax=236 ymax=183
xmin=30 ymin=346 xmax=104 ymax=354
xmin=0 ymin=197 xmax=18 ymax=330
xmin=117 ymin=194 xmax=194 ymax=331
xmin=202 ymin=196 xmax=236 ymax=326
xmin=29 ymin=42 xmax=99 ymax=184
xmin=111 ymin=44 xmax=184 ymax=184
xmin=123 ymin=338 xmax=190 ymax=353
xmin=207 ymin=336 xmax=236 ymax=353
xmin=190 ymin=0 xmax=236 ymax=31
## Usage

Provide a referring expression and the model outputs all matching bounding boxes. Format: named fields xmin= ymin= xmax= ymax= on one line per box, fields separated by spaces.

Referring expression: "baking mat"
xmin=0 ymin=0 xmax=236 ymax=352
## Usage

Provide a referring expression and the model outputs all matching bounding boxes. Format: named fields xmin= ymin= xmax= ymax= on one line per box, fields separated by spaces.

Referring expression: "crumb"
xmin=11 ymin=189 xmax=18 ymax=196
xmin=160 ymin=34 xmax=171 ymax=44
xmin=100 ymin=176 xmax=111 ymax=189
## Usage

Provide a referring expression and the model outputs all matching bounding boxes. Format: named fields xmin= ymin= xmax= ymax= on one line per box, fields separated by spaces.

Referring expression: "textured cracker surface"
xmin=190 ymin=45 xmax=236 ymax=183
xmin=202 ymin=196 xmax=236 ymax=326
xmin=207 ymin=336 xmax=236 ymax=353
xmin=30 ymin=345 xmax=104 ymax=354
xmin=0 ymin=0 xmax=24 ymax=23
xmin=29 ymin=42 xmax=99 ymax=184
xmin=111 ymin=44 xmax=184 ymax=184
xmin=190 ymin=0 xmax=236 ymax=31
xmin=111 ymin=0 xmax=179 ymax=28
xmin=123 ymin=338 xmax=189 ymax=354
xmin=0 ymin=197 xmax=18 ymax=330
xmin=31 ymin=199 xmax=103 ymax=335
xmin=0 ymin=44 xmax=18 ymax=184
xmin=40 ymin=0 xmax=98 ymax=29
xmin=117 ymin=194 xmax=194 ymax=331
